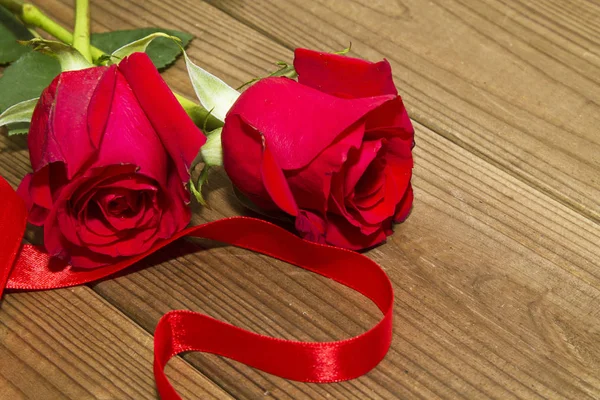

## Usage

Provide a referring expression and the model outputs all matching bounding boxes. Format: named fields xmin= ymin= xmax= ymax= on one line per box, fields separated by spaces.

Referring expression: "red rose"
xmin=222 ymin=48 xmax=414 ymax=250
xmin=17 ymin=53 xmax=205 ymax=268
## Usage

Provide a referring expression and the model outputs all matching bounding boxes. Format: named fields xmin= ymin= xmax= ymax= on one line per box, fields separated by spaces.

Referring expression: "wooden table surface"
xmin=1 ymin=0 xmax=599 ymax=399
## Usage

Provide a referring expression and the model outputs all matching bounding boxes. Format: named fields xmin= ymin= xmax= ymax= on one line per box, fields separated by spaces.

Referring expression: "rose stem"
xmin=72 ymin=0 xmax=92 ymax=62
xmin=0 ymin=0 xmax=104 ymax=60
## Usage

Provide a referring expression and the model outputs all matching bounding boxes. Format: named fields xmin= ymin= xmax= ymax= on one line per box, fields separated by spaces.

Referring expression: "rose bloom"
xmin=222 ymin=48 xmax=414 ymax=250
xmin=17 ymin=53 xmax=205 ymax=268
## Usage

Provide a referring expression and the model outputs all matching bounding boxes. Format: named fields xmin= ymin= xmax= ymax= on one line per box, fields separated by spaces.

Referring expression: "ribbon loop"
xmin=0 ymin=175 xmax=394 ymax=400
xmin=154 ymin=218 xmax=394 ymax=398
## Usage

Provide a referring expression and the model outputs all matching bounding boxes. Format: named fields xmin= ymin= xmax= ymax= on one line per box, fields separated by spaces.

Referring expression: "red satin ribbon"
xmin=0 ymin=176 xmax=394 ymax=399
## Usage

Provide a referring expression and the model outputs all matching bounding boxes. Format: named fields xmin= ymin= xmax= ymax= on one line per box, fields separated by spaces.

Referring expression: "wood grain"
xmin=1 ymin=0 xmax=599 ymax=399
xmin=0 ymin=288 xmax=231 ymax=400
xmin=202 ymin=0 xmax=600 ymax=225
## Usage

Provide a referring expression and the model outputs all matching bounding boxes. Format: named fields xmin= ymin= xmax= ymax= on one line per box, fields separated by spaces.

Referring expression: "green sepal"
xmin=0 ymin=97 xmax=38 ymax=135
xmin=239 ymin=43 xmax=353 ymax=90
xmin=334 ymin=42 xmax=352 ymax=55
xmin=200 ymin=127 xmax=223 ymax=167
xmin=183 ymin=51 xmax=240 ymax=122
xmin=238 ymin=61 xmax=297 ymax=90
xmin=95 ymin=54 xmax=112 ymax=66
xmin=189 ymin=164 xmax=210 ymax=206
xmin=21 ymin=38 xmax=93 ymax=71
xmin=271 ymin=62 xmax=298 ymax=79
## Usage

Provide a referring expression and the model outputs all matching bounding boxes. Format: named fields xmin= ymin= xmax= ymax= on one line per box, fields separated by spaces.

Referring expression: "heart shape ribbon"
xmin=0 ymin=176 xmax=394 ymax=399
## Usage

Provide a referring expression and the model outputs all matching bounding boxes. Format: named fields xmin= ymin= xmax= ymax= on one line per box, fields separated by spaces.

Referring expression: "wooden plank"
xmin=9 ymin=0 xmax=600 ymax=399
xmin=0 ymin=289 xmax=232 ymax=400
xmin=201 ymin=0 xmax=600 ymax=225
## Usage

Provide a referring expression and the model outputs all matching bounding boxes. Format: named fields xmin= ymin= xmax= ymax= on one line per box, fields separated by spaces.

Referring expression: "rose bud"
xmin=17 ymin=53 xmax=205 ymax=268
xmin=222 ymin=48 xmax=414 ymax=250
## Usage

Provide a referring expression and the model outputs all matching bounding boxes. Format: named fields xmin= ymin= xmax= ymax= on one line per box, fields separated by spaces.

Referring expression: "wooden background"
xmin=1 ymin=0 xmax=599 ymax=398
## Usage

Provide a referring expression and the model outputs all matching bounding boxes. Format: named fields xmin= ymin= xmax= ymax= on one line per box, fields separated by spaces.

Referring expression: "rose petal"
xmin=222 ymin=114 xmax=279 ymax=211
xmin=365 ymin=97 xmax=413 ymax=135
xmin=226 ymin=77 xmax=395 ymax=170
xmin=325 ymin=214 xmax=389 ymax=250
xmin=286 ymin=122 xmax=365 ymax=213
xmin=329 ymin=159 xmax=391 ymax=237
xmin=92 ymin=71 xmax=169 ymax=186
xmin=112 ymin=228 xmax=157 ymax=255
xmin=353 ymin=180 xmax=386 ymax=211
xmin=87 ymin=64 xmax=117 ymax=148
xmin=155 ymin=167 xmax=191 ymax=240
xmin=41 ymin=164 xmax=172 ymax=267
xmin=353 ymin=160 xmax=386 ymax=205
xmin=354 ymin=191 xmax=384 ymax=210
xmin=294 ymin=48 xmax=398 ymax=98
xmin=29 ymin=166 xmax=53 ymax=211
xmin=87 ymin=226 xmax=157 ymax=258
xmin=386 ymin=163 xmax=412 ymax=200
xmin=43 ymin=165 xmax=129 ymax=249
xmin=57 ymin=204 xmax=96 ymax=246
xmin=103 ymin=192 xmax=160 ymax=233
xmin=394 ymin=183 xmax=414 ymax=223
xmin=369 ymin=134 xmax=413 ymax=170
xmin=71 ymin=166 xmax=139 ymax=217
xmin=118 ymin=52 xmax=205 ymax=182
xmin=344 ymin=139 xmax=383 ymax=194
xmin=44 ymin=198 xmax=76 ymax=258
xmin=328 ymin=171 xmax=370 ymax=232
xmin=27 ymin=78 xmax=58 ymax=172
xmin=95 ymin=189 xmax=149 ymax=231
xmin=30 ymin=67 xmax=110 ymax=177
xmin=353 ymin=170 xmax=401 ymax=225
xmin=16 ymin=173 xmax=50 ymax=225
xmin=261 ymin=139 xmax=299 ymax=217
xmin=295 ymin=210 xmax=327 ymax=244
xmin=83 ymin=204 xmax=120 ymax=239
xmin=134 ymin=194 xmax=161 ymax=229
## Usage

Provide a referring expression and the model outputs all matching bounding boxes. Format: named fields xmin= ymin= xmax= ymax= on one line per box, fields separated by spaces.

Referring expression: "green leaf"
xmin=0 ymin=6 xmax=33 ymax=65
xmin=184 ymin=52 xmax=239 ymax=122
xmin=22 ymin=38 xmax=93 ymax=71
xmin=0 ymin=97 xmax=38 ymax=127
xmin=0 ymin=51 xmax=60 ymax=113
xmin=91 ymin=28 xmax=193 ymax=70
xmin=6 ymin=122 xmax=29 ymax=136
xmin=110 ymin=32 xmax=180 ymax=62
